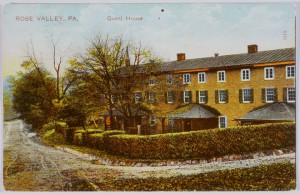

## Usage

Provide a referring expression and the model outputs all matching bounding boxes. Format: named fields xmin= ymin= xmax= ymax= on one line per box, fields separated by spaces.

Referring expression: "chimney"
xmin=214 ymin=53 xmax=219 ymax=57
xmin=248 ymin=44 xmax=258 ymax=53
xmin=177 ymin=53 xmax=186 ymax=61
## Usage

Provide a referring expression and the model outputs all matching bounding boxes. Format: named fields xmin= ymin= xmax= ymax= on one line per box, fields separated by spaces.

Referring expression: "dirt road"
xmin=2 ymin=120 xmax=296 ymax=191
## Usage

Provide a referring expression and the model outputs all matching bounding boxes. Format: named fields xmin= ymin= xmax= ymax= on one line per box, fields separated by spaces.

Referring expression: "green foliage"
xmin=104 ymin=122 xmax=295 ymax=159
xmin=106 ymin=162 xmax=296 ymax=191
xmin=41 ymin=128 xmax=66 ymax=146
xmin=11 ymin=69 xmax=56 ymax=129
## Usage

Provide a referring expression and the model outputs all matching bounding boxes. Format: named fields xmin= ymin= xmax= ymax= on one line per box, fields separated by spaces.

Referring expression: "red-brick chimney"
xmin=248 ymin=44 xmax=258 ymax=53
xmin=177 ymin=53 xmax=186 ymax=61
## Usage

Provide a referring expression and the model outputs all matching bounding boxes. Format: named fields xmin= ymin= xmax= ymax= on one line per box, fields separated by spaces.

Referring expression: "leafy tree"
xmin=69 ymin=35 xmax=163 ymax=130
xmin=10 ymin=69 xmax=56 ymax=129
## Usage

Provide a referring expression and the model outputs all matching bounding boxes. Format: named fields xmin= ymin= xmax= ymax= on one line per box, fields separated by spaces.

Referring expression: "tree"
xmin=16 ymin=40 xmax=76 ymax=129
xmin=69 ymin=35 xmax=162 ymax=130
xmin=10 ymin=69 xmax=56 ymax=129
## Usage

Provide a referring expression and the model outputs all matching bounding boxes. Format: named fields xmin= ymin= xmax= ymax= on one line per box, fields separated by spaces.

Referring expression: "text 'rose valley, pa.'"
xmin=15 ymin=16 xmax=78 ymax=21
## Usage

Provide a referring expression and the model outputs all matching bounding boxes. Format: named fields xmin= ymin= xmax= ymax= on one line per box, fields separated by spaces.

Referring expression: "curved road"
xmin=2 ymin=120 xmax=296 ymax=191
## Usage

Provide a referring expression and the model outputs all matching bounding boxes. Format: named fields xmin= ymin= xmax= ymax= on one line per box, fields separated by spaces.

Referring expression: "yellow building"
xmin=149 ymin=45 xmax=295 ymax=133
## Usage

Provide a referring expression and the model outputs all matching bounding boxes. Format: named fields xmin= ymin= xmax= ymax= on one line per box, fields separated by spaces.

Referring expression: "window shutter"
xmin=164 ymin=92 xmax=168 ymax=104
xmin=283 ymin=88 xmax=287 ymax=102
xmin=181 ymin=91 xmax=184 ymax=103
xmin=172 ymin=91 xmax=175 ymax=102
xmin=225 ymin=90 xmax=229 ymax=103
xmin=274 ymin=88 xmax=278 ymax=102
xmin=239 ymin=89 xmax=243 ymax=103
xmin=146 ymin=91 xmax=151 ymax=103
xmin=196 ymin=91 xmax=199 ymax=103
xmin=189 ymin=91 xmax=192 ymax=103
xmin=205 ymin=90 xmax=208 ymax=103
xmin=261 ymin=88 xmax=266 ymax=103
xmin=250 ymin=89 xmax=254 ymax=103
xmin=215 ymin=90 xmax=219 ymax=104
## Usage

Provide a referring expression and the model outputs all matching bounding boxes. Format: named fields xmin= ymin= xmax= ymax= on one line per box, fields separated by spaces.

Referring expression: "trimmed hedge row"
xmin=104 ymin=122 xmax=295 ymax=159
xmin=74 ymin=130 xmax=125 ymax=148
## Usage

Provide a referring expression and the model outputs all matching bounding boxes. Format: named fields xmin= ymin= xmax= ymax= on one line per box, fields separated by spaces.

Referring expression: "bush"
xmin=104 ymin=122 xmax=295 ymax=159
xmin=76 ymin=130 xmax=125 ymax=148
xmin=41 ymin=129 xmax=66 ymax=146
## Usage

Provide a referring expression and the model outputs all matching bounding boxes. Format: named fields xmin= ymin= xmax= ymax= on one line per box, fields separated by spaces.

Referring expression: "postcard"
xmin=1 ymin=1 xmax=298 ymax=192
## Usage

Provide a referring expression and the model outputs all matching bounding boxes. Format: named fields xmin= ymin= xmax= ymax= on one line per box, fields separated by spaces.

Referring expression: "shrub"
xmin=41 ymin=129 xmax=66 ymax=146
xmin=86 ymin=130 xmax=125 ymax=149
xmin=104 ymin=122 xmax=295 ymax=159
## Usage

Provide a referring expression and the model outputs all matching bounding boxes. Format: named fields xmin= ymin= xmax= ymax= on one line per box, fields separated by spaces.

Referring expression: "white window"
xmin=198 ymin=72 xmax=206 ymax=83
xmin=241 ymin=69 xmax=250 ymax=81
xmin=199 ymin=91 xmax=207 ymax=103
xmin=183 ymin=74 xmax=191 ymax=84
xmin=217 ymin=71 xmax=226 ymax=82
xmin=167 ymin=91 xmax=175 ymax=103
xmin=134 ymin=92 xmax=142 ymax=103
xmin=264 ymin=67 xmax=275 ymax=80
xmin=184 ymin=91 xmax=191 ymax=103
xmin=265 ymin=88 xmax=275 ymax=103
xmin=149 ymin=77 xmax=156 ymax=86
xmin=166 ymin=74 xmax=173 ymax=85
xmin=286 ymin=66 xmax=295 ymax=79
xmin=219 ymin=116 xmax=227 ymax=128
xmin=149 ymin=92 xmax=156 ymax=104
xmin=287 ymin=87 xmax=295 ymax=102
xmin=242 ymin=89 xmax=252 ymax=103
xmin=218 ymin=90 xmax=227 ymax=103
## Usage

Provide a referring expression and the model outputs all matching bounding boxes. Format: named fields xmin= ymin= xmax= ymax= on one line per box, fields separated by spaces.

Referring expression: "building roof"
xmin=160 ymin=48 xmax=295 ymax=72
xmin=236 ymin=102 xmax=295 ymax=121
xmin=163 ymin=104 xmax=221 ymax=119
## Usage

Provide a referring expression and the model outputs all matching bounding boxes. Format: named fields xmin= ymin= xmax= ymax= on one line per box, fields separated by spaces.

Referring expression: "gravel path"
xmin=3 ymin=120 xmax=296 ymax=191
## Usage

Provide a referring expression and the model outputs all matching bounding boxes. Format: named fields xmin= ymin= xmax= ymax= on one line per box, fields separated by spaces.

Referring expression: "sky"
xmin=2 ymin=3 xmax=296 ymax=77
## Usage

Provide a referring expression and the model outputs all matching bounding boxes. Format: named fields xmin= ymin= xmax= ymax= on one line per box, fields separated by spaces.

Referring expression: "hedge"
xmin=104 ymin=122 xmax=295 ymax=159
xmin=74 ymin=130 xmax=125 ymax=148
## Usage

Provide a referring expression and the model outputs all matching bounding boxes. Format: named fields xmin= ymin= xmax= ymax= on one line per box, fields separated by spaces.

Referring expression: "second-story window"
xmin=166 ymin=74 xmax=173 ymax=85
xmin=166 ymin=91 xmax=175 ymax=103
xmin=262 ymin=88 xmax=277 ymax=103
xmin=264 ymin=67 xmax=275 ymax=80
xmin=286 ymin=66 xmax=295 ymax=79
xmin=183 ymin=73 xmax=191 ymax=84
xmin=148 ymin=92 xmax=156 ymax=104
xmin=149 ymin=77 xmax=156 ymax=86
xmin=216 ymin=90 xmax=228 ymax=103
xmin=198 ymin=90 xmax=208 ymax=103
xmin=287 ymin=87 xmax=296 ymax=102
xmin=198 ymin=72 xmax=206 ymax=83
xmin=183 ymin=91 xmax=191 ymax=103
xmin=241 ymin=69 xmax=250 ymax=81
xmin=239 ymin=88 xmax=253 ymax=103
xmin=217 ymin=71 xmax=226 ymax=82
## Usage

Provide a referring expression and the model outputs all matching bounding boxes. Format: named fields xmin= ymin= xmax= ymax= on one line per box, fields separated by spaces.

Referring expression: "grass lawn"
xmin=103 ymin=162 xmax=296 ymax=191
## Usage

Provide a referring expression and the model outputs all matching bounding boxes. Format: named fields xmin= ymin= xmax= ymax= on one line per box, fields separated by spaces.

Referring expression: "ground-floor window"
xmin=150 ymin=115 xmax=156 ymax=125
xmin=218 ymin=116 xmax=227 ymax=128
